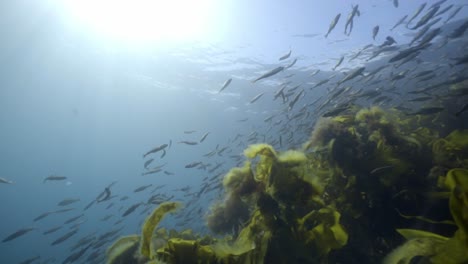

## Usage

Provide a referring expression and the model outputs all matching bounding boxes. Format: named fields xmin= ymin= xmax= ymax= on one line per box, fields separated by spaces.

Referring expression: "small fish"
xmin=407 ymin=3 xmax=427 ymax=27
xmin=393 ymin=0 xmax=398 ymax=8
xmin=43 ymin=226 xmax=62 ymax=235
xmin=184 ymin=130 xmax=196 ymax=134
xmin=391 ymin=15 xmax=407 ymax=31
xmin=33 ymin=211 xmax=52 ymax=222
xmin=455 ymin=103 xmax=468 ymax=116
xmin=285 ymin=58 xmax=297 ymax=69
xmin=143 ymin=144 xmax=168 ymax=158
xmin=408 ymin=106 xmax=444 ymax=115
xmin=185 ymin=161 xmax=202 ymax=169
xmin=199 ymin=132 xmax=210 ymax=143
xmin=0 ymin=177 xmax=13 ymax=184
xmin=429 ymin=0 xmax=447 ymax=9
xmin=344 ymin=5 xmax=360 ymax=36
xmin=288 ymin=90 xmax=304 ymax=111
xmin=51 ymin=229 xmax=78 ymax=246
xmin=279 ymin=50 xmax=291 ymax=60
xmin=333 ymin=56 xmax=344 ymax=70
xmin=163 ymin=171 xmax=174 ymax=175
xmin=411 ymin=5 xmax=440 ymax=30
xmin=218 ymin=78 xmax=232 ymax=93
xmin=337 ymin=67 xmax=365 ymax=85
xmin=141 ymin=168 xmax=162 ymax=176
xmin=435 ymin=4 xmax=453 ymax=17
xmin=144 ymin=158 xmax=154 ymax=169
xmin=122 ymin=203 xmax=143 ymax=217
xmin=449 ymin=20 xmax=468 ymax=39
xmin=249 ymin=92 xmax=265 ymax=104
xmin=380 ymin=36 xmax=397 ymax=47
xmin=444 ymin=6 xmax=462 ymax=24
xmin=372 ymin=25 xmax=379 ymax=40
xmin=58 ymin=198 xmax=80 ymax=206
xmin=134 ymin=184 xmax=153 ymax=193
xmin=96 ymin=187 xmax=111 ymax=203
xmin=408 ymin=96 xmax=433 ymax=102
xmin=325 ymin=13 xmax=341 ymax=38
xmin=252 ymin=66 xmax=284 ymax=83
xmin=64 ymin=214 xmax=84 ymax=225
xmin=18 ymin=256 xmax=41 ymax=264
xmin=370 ymin=165 xmax=394 ymax=174
xmin=178 ymin=141 xmax=198 ymax=145
xmin=2 ymin=227 xmax=35 ymax=243
xmin=43 ymin=175 xmax=67 ymax=183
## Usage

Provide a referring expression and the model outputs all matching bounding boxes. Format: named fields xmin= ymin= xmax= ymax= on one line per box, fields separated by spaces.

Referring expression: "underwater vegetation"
xmin=107 ymin=106 xmax=467 ymax=264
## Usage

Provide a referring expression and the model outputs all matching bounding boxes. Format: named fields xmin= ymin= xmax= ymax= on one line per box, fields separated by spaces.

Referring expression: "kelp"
xmin=107 ymin=106 xmax=468 ymax=263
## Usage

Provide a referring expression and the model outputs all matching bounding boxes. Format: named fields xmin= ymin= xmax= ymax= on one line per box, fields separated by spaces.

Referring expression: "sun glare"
xmin=59 ymin=0 xmax=214 ymax=43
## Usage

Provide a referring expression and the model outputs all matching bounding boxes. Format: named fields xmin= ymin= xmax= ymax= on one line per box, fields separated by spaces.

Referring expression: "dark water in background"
xmin=1 ymin=0 xmax=468 ymax=263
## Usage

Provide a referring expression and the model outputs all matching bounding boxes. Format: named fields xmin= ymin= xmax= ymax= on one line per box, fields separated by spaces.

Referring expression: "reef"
xmin=107 ymin=106 xmax=468 ymax=264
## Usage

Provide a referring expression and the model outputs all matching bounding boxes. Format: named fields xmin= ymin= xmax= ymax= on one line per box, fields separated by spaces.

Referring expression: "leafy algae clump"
xmin=106 ymin=106 xmax=468 ymax=263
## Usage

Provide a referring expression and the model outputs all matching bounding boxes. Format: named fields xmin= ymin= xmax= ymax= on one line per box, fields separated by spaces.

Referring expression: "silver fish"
xmin=252 ymin=66 xmax=284 ymax=83
xmin=372 ymin=25 xmax=380 ymax=40
xmin=218 ymin=78 xmax=232 ymax=93
xmin=43 ymin=175 xmax=67 ymax=183
xmin=143 ymin=144 xmax=168 ymax=158
xmin=407 ymin=3 xmax=427 ymax=27
xmin=391 ymin=15 xmax=407 ymax=31
xmin=0 ymin=177 xmax=13 ymax=184
xmin=325 ymin=13 xmax=341 ymax=38
xmin=249 ymin=92 xmax=265 ymax=104
xmin=279 ymin=50 xmax=291 ymax=60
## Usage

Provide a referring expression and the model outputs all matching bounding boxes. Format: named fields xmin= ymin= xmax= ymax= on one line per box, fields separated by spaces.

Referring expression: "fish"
xmin=332 ymin=56 xmax=344 ymax=70
xmin=62 ymin=243 xmax=93 ymax=264
xmin=370 ymin=165 xmax=394 ymax=174
xmin=393 ymin=0 xmax=398 ymax=8
xmin=218 ymin=78 xmax=232 ymax=93
xmin=2 ymin=227 xmax=35 ymax=243
xmin=450 ymin=55 xmax=468 ymax=66
xmin=0 ymin=177 xmax=13 ymax=184
xmin=449 ymin=20 xmax=468 ymax=39
xmin=444 ymin=6 xmax=462 ymax=24
xmin=18 ymin=256 xmax=41 ymax=264
xmin=51 ymin=229 xmax=78 ymax=246
xmin=199 ymin=132 xmax=210 ymax=143
xmin=312 ymin=79 xmax=330 ymax=89
xmin=417 ymin=27 xmax=441 ymax=46
xmin=285 ymin=58 xmax=297 ymax=69
xmin=249 ymin=92 xmax=265 ymax=104
xmin=435 ymin=4 xmax=453 ymax=17
xmin=134 ymin=184 xmax=153 ymax=193
xmin=408 ymin=106 xmax=444 ymax=115
xmin=64 ymin=214 xmax=84 ymax=224
xmin=122 ymin=203 xmax=143 ymax=217
xmin=144 ymin=158 xmax=154 ymax=169
xmin=288 ymin=90 xmax=304 ymax=111
xmin=337 ymin=67 xmax=365 ymax=85
xmin=43 ymin=175 xmax=67 ymax=183
xmin=83 ymin=200 xmax=95 ymax=210
xmin=141 ymin=168 xmax=162 ymax=176
xmin=178 ymin=141 xmax=198 ymax=145
xmin=279 ymin=50 xmax=291 ymax=60
xmin=43 ymin=226 xmax=62 ymax=235
xmin=455 ymin=103 xmax=468 ymax=116
xmin=185 ymin=161 xmax=202 ymax=169
xmin=391 ymin=15 xmax=407 ymax=31
xmin=410 ymin=5 xmax=440 ymax=30
xmin=164 ymin=171 xmax=174 ymax=175
xmin=160 ymin=149 xmax=166 ymax=159
xmin=389 ymin=43 xmax=430 ymax=63
xmin=408 ymin=96 xmax=433 ymax=102
xmin=184 ymin=130 xmax=196 ymax=134
xmin=96 ymin=187 xmax=111 ymax=203
xmin=33 ymin=212 xmax=52 ymax=222
xmin=58 ymin=198 xmax=80 ymax=206
xmin=409 ymin=23 xmax=434 ymax=45
xmin=344 ymin=5 xmax=360 ymax=36
xmin=407 ymin=3 xmax=427 ymax=27
xmin=372 ymin=25 xmax=379 ymax=40
xmin=429 ymin=0 xmax=447 ymax=9
xmin=380 ymin=36 xmax=397 ymax=47
xmin=143 ymin=144 xmax=168 ymax=158
xmin=252 ymin=66 xmax=284 ymax=83
xmin=325 ymin=13 xmax=341 ymax=38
